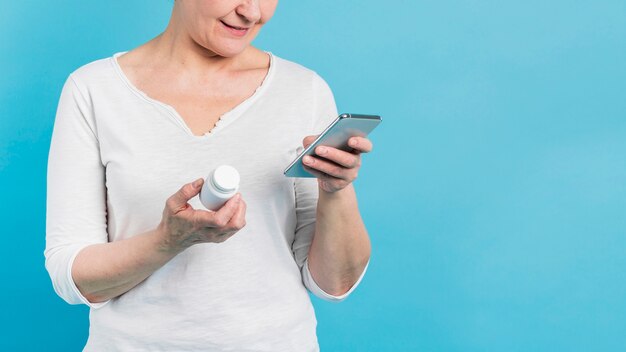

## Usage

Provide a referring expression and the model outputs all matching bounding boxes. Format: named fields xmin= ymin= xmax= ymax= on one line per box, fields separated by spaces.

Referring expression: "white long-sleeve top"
xmin=45 ymin=51 xmax=369 ymax=351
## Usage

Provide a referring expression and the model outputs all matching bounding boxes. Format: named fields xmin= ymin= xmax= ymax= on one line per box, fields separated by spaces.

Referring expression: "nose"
xmin=236 ymin=0 xmax=262 ymax=24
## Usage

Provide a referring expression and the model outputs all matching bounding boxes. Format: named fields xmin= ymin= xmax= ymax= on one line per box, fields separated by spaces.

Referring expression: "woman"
xmin=45 ymin=0 xmax=372 ymax=350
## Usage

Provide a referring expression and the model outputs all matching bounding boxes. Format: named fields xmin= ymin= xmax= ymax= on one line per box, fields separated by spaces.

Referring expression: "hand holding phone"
xmin=284 ymin=113 xmax=382 ymax=178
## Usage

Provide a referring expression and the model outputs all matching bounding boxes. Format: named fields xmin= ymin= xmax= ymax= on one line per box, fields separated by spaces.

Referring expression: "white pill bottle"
xmin=199 ymin=165 xmax=240 ymax=211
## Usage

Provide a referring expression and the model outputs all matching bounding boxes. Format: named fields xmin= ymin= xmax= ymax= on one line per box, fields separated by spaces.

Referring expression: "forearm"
xmin=307 ymin=183 xmax=371 ymax=296
xmin=72 ymin=226 xmax=182 ymax=303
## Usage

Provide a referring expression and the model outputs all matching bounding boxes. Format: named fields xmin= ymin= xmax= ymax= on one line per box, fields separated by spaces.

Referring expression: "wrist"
xmin=318 ymin=182 xmax=355 ymax=199
xmin=154 ymin=222 xmax=187 ymax=257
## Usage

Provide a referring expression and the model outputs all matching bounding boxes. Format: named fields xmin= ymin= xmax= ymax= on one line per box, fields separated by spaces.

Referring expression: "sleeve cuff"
xmin=302 ymin=256 xmax=369 ymax=302
xmin=67 ymin=246 xmax=110 ymax=309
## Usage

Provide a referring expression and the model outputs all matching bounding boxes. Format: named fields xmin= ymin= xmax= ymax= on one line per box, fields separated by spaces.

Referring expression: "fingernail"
xmin=316 ymin=146 xmax=327 ymax=155
xmin=303 ymin=156 xmax=313 ymax=165
xmin=193 ymin=178 xmax=203 ymax=188
xmin=350 ymin=139 xmax=358 ymax=147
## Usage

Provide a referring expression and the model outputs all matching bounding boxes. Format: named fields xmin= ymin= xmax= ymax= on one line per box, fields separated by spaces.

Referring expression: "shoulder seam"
xmin=67 ymin=74 xmax=100 ymax=143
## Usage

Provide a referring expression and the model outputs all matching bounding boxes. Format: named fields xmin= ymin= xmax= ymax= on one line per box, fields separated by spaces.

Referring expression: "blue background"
xmin=1 ymin=0 xmax=625 ymax=350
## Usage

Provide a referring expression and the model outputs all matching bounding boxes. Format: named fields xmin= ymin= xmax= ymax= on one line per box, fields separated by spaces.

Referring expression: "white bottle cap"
xmin=211 ymin=165 xmax=240 ymax=193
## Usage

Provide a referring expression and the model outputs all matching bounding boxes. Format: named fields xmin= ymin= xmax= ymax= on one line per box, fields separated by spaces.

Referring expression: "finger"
xmin=197 ymin=193 xmax=241 ymax=228
xmin=302 ymin=135 xmax=317 ymax=148
xmin=348 ymin=137 xmax=373 ymax=153
xmin=303 ymin=155 xmax=354 ymax=180
xmin=212 ymin=193 xmax=243 ymax=228
xmin=167 ymin=178 xmax=204 ymax=213
xmin=303 ymin=164 xmax=333 ymax=180
xmin=302 ymin=165 xmax=349 ymax=191
xmin=225 ymin=199 xmax=247 ymax=230
xmin=314 ymin=145 xmax=361 ymax=169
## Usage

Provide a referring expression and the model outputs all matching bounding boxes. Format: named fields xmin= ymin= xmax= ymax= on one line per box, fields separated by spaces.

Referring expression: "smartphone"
xmin=284 ymin=113 xmax=382 ymax=178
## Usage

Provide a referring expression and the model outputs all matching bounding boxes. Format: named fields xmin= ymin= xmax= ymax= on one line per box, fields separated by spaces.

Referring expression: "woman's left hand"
xmin=301 ymin=135 xmax=373 ymax=193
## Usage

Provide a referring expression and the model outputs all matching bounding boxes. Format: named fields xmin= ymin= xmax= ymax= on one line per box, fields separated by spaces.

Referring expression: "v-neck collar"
xmin=110 ymin=50 xmax=276 ymax=140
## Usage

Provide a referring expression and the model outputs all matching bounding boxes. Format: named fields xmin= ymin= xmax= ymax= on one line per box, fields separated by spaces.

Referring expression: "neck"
xmin=147 ymin=13 xmax=252 ymax=75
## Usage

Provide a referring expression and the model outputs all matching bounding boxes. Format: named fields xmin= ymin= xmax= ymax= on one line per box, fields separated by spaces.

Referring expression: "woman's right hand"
xmin=70 ymin=177 xmax=245 ymax=303
xmin=157 ymin=178 xmax=247 ymax=253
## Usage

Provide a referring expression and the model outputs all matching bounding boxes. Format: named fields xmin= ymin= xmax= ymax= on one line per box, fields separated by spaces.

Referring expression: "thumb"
xmin=170 ymin=178 xmax=203 ymax=210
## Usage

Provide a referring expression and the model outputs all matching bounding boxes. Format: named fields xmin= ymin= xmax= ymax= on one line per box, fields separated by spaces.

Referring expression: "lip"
xmin=219 ymin=20 xmax=250 ymax=37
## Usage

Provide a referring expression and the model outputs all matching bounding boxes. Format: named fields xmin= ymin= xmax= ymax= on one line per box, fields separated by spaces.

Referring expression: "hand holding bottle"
xmin=157 ymin=177 xmax=247 ymax=253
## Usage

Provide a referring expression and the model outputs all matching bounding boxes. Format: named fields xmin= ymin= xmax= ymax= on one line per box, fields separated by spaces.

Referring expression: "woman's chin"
xmin=203 ymin=41 xmax=251 ymax=58
xmin=201 ymin=27 xmax=260 ymax=58
xmin=217 ymin=47 xmax=249 ymax=58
